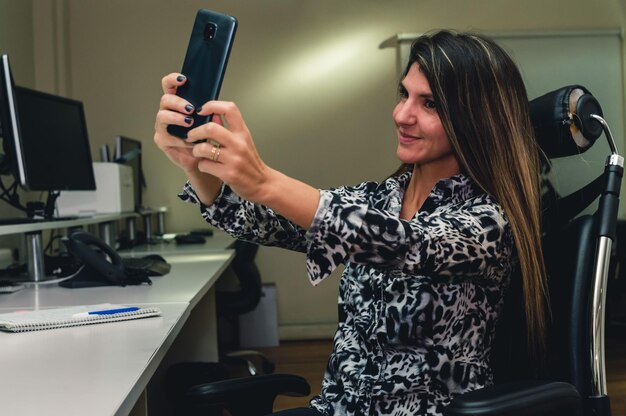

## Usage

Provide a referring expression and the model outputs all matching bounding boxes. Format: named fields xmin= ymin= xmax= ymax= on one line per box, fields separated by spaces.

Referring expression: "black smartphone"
xmin=167 ymin=9 xmax=238 ymax=139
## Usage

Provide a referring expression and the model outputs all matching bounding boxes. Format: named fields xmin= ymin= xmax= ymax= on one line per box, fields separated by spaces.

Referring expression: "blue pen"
xmin=72 ymin=306 xmax=140 ymax=318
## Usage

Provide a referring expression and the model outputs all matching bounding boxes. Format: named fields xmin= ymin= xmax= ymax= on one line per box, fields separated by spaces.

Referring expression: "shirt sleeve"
xmin=179 ymin=181 xmax=309 ymax=252
xmin=305 ymin=188 xmax=514 ymax=285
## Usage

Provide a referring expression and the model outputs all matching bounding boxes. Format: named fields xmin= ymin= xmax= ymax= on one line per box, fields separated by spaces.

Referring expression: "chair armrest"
xmin=443 ymin=381 xmax=581 ymax=416
xmin=222 ymin=349 xmax=276 ymax=375
xmin=186 ymin=373 xmax=311 ymax=416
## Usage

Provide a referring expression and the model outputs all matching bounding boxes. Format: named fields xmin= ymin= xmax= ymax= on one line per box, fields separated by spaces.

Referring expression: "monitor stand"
xmin=25 ymin=190 xmax=60 ymax=221
xmin=44 ymin=190 xmax=60 ymax=219
xmin=21 ymin=191 xmax=70 ymax=283
xmin=24 ymin=230 xmax=51 ymax=282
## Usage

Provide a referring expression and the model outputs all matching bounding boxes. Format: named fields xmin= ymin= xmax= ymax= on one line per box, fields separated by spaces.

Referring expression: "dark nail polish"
xmin=196 ymin=106 xmax=202 ymax=114
xmin=185 ymin=104 xmax=194 ymax=113
xmin=184 ymin=116 xmax=193 ymax=125
xmin=176 ymin=74 xmax=186 ymax=82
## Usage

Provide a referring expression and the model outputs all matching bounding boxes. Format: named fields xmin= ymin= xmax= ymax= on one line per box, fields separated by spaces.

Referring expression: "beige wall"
xmin=1 ymin=0 xmax=625 ymax=338
xmin=0 ymin=2 xmax=34 ymax=86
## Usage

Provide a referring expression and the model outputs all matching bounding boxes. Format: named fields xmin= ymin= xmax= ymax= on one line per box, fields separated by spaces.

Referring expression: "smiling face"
xmin=393 ymin=63 xmax=460 ymax=176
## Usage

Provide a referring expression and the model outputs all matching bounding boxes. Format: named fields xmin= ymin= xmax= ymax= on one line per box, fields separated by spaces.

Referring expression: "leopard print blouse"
xmin=180 ymin=172 xmax=515 ymax=416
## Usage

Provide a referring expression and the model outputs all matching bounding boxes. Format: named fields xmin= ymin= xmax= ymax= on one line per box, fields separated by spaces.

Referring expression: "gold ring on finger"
xmin=209 ymin=143 xmax=220 ymax=161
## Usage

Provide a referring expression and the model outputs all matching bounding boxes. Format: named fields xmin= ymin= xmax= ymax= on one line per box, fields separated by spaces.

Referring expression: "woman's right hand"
xmin=153 ymin=73 xmax=201 ymax=175
xmin=154 ymin=73 xmax=223 ymax=205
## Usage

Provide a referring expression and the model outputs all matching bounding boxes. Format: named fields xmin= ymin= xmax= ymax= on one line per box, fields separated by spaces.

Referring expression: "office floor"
xmin=257 ymin=331 xmax=626 ymax=414
xmin=256 ymin=340 xmax=332 ymax=412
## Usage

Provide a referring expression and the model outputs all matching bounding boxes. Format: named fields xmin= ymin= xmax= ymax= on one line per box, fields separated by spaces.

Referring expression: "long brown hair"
xmin=406 ymin=30 xmax=547 ymax=357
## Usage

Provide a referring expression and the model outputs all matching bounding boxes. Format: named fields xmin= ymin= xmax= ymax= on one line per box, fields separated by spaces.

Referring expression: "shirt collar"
xmin=392 ymin=171 xmax=483 ymax=214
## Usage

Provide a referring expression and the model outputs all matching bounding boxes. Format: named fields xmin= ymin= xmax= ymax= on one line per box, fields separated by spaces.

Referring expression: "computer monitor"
xmin=115 ymin=136 xmax=144 ymax=211
xmin=13 ymin=86 xmax=96 ymax=192
xmin=0 ymin=54 xmax=22 ymax=179
xmin=0 ymin=54 xmax=96 ymax=221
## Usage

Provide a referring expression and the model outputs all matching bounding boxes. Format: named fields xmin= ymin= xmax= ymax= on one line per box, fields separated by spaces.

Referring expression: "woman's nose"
xmin=393 ymin=101 xmax=416 ymax=125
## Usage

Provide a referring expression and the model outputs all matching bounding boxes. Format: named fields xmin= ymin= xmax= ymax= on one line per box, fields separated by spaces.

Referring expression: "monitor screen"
xmin=13 ymin=86 xmax=96 ymax=191
xmin=0 ymin=54 xmax=23 ymax=179
xmin=115 ymin=136 xmax=143 ymax=211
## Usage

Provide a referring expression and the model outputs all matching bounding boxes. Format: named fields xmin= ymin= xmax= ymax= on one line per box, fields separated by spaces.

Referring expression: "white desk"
xmin=0 ymin=249 xmax=235 ymax=416
xmin=0 ymin=303 xmax=188 ymax=416
xmin=1 ymin=252 xmax=233 ymax=310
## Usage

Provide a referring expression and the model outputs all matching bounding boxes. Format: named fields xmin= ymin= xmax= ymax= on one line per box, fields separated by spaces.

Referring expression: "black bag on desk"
xmin=60 ymin=231 xmax=168 ymax=288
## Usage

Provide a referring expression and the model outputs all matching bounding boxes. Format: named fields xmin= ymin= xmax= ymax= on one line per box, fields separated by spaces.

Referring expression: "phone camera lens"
xmin=204 ymin=23 xmax=217 ymax=41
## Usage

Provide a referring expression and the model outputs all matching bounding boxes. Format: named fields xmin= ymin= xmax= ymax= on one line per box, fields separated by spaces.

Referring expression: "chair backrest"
xmin=544 ymin=215 xmax=596 ymax=394
xmin=491 ymin=85 xmax=612 ymax=399
xmin=491 ymin=214 xmax=596 ymax=396
xmin=216 ymin=240 xmax=262 ymax=316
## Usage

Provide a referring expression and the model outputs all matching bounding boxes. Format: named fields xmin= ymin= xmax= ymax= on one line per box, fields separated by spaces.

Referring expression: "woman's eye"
xmin=425 ymin=100 xmax=437 ymax=110
xmin=398 ymin=86 xmax=408 ymax=99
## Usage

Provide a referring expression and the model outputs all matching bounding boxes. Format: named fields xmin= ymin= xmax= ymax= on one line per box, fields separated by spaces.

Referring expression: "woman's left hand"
xmin=185 ymin=101 xmax=271 ymax=204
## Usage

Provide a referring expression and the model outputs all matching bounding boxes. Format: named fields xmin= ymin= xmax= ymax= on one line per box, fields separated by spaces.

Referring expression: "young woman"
xmin=154 ymin=30 xmax=546 ymax=416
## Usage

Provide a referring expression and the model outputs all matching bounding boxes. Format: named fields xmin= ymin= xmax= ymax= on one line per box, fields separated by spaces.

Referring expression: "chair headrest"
xmin=529 ymin=85 xmax=603 ymax=159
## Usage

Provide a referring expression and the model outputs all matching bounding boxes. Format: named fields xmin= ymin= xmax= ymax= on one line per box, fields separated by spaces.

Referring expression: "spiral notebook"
xmin=0 ymin=303 xmax=161 ymax=333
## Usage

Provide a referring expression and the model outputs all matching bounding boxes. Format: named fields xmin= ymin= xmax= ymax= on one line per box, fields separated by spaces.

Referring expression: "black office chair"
xmin=607 ymin=220 xmax=626 ymax=326
xmin=166 ymin=240 xmax=284 ymax=414
xmin=444 ymin=86 xmax=621 ymax=416
xmin=216 ymin=239 xmax=275 ymax=376
xmin=171 ymin=86 xmax=621 ymax=416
